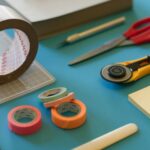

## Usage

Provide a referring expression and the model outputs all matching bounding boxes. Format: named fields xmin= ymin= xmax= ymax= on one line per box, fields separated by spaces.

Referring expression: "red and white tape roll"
xmin=8 ymin=105 xmax=42 ymax=135
xmin=0 ymin=5 xmax=38 ymax=84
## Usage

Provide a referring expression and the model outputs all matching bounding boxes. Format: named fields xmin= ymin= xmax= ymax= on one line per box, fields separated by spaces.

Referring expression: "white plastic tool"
xmin=73 ymin=123 xmax=138 ymax=150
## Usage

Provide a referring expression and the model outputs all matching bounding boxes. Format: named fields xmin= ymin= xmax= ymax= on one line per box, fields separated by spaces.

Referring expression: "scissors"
xmin=101 ymin=56 xmax=150 ymax=83
xmin=69 ymin=18 xmax=150 ymax=66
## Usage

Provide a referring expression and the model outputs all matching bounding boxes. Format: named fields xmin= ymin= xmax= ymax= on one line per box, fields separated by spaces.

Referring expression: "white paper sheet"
xmin=5 ymin=0 xmax=109 ymax=22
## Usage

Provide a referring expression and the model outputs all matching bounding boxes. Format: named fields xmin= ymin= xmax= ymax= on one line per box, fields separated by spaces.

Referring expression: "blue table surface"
xmin=0 ymin=0 xmax=150 ymax=150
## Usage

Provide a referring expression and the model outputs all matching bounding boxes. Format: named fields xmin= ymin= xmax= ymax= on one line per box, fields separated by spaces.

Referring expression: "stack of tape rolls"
xmin=0 ymin=5 xmax=38 ymax=84
xmin=39 ymin=87 xmax=87 ymax=129
xmin=8 ymin=105 xmax=42 ymax=135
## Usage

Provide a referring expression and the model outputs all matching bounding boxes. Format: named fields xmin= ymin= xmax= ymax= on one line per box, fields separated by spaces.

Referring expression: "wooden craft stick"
xmin=64 ymin=17 xmax=126 ymax=44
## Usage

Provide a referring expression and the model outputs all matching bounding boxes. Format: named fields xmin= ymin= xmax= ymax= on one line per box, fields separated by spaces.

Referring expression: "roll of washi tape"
xmin=51 ymin=99 xmax=86 ymax=129
xmin=44 ymin=92 xmax=75 ymax=108
xmin=0 ymin=5 xmax=38 ymax=84
xmin=8 ymin=105 xmax=42 ymax=135
xmin=39 ymin=87 xmax=68 ymax=103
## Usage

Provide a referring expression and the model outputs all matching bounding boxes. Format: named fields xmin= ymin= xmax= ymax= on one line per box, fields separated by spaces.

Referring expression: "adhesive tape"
xmin=44 ymin=92 xmax=75 ymax=108
xmin=8 ymin=105 xmax=42 ymax=135
xmin=39 ymin=87 xmax=68 ymax=103
xmin=0 ymin=5 xmax=38 ymax=84
xmin=51 ymin=99 xmax=86 ymax=129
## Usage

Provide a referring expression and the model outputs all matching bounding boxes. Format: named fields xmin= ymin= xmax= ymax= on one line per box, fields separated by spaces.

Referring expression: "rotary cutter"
xmin=101 ymin=56 xmax=150 ymax=83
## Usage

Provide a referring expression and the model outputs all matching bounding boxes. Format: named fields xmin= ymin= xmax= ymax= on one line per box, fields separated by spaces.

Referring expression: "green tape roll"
xmin=38 ymin=87 xmax=68 ymax=103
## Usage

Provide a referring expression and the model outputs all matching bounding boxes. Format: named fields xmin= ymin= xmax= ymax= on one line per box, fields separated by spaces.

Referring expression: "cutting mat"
xmin=0 ymin=61 xmax=55 ymax=104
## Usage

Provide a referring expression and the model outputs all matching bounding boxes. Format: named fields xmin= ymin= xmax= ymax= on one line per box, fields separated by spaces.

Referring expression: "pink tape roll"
xmin=44 ymin=92 xmax=75 ymax=108
xmin=8 ymin=105 xmax=42 ymax=135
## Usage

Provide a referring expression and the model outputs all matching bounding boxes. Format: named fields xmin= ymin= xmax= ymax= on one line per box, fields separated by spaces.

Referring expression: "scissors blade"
xmin=119 ymin=40 xmax=134 ymax=46
xmin=69 ymin=36 xmax=126 ymax=65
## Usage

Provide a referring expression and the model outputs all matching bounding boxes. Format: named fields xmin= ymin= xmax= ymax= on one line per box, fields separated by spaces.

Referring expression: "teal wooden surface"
xmin=0 ymin=0 xmax=150 ymax=149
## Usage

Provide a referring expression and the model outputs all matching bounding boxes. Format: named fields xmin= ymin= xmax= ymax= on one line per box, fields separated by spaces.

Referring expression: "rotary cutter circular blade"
xmin=101 ymin=64 xmax=132 ymax=83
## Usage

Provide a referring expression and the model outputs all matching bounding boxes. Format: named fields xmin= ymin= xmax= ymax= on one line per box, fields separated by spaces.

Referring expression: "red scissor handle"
xmin=124 ymin=17 xmax=150 ymax=38
xmin=130 ymin=29 xmax=150 ymax=44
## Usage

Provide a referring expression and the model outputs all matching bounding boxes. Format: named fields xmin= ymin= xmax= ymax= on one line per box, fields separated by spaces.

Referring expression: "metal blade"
xmin=69 ymin=36 xmax=126 ymax=66
xmin=119 ymin=40 xmax=134 ymax=46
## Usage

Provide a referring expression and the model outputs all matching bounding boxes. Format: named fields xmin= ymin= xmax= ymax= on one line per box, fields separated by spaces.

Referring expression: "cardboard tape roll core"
xmin=0 ymin=5 xmax=38 ymax=84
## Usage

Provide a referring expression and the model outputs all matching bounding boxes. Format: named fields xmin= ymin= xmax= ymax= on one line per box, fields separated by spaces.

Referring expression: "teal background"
xmin=0 ymin=0 xmax=150 ymax=149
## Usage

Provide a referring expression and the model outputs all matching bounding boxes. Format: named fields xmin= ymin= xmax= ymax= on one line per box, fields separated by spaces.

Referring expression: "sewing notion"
xmin=101 ymin=56 xmax=150 ymax=83
xmin=69 ymin=17 xmax=150 ymax=65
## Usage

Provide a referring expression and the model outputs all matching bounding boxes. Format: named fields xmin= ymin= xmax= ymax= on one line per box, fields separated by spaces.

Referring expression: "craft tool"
xmin=60 ymin=17 xmax=126 ymax=46
xmin=73 ymin=123 xmax=138 ymax=150
xmin=69 ymin=17 xmax=150 ymax=65
xmin=101 ymin=56 xmax=150 ymax=83
xmin=8 ymin=105 xmax=42 ymax=135
xmin=129 ymin=86 xmax=150 ymax=118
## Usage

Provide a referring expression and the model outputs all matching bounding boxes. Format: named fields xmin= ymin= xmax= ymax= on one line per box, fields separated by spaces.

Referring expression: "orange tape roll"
xmin=44 ymin=92 xmax=74 ymax=108
xmin=51 ymin=99 xmax=86 ymax=129
xmin=8 ymin=105 xmax=42 ymax=135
